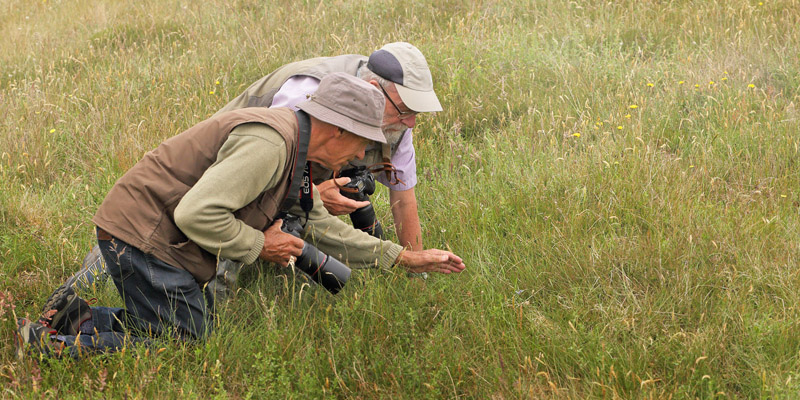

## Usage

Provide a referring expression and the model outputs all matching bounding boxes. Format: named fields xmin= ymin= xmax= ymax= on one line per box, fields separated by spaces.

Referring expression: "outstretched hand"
xmin=259 ymin=219 xmax=305 ymax=267
xmin=396 ymin=248 xmax=466 ymax=274
xmin=317 ymin=177 xmax=371 ymax=216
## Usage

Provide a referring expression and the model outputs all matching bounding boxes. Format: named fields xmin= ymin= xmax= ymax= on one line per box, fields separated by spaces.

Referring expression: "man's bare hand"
xmin=396 ymin=249 xmax=466 ymax=274
xmin=259 ymin=219 xmax=304 ymax=266
xmin=317 ymin=177 xmax=370 ymax=216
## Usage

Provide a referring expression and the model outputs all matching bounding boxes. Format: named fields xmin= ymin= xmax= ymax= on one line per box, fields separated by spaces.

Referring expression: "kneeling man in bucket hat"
xmin=17 ymin=72 xmax=465 ymax=359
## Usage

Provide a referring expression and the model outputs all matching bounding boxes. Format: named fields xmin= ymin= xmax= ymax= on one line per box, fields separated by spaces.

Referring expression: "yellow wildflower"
xmin=780 ymin=194 xmax=787 ymax=198
xmin=629 ymin=105 xmax=638 ymax=109
xmin=49 ymin=129 xmax=55 ymax=133
xmin=748 ymin=84 xmax=755 ymax=88
xmin=209 ymin=91 xmax=215 ymax=95
xmin=709 ymin=81 xmax=715 ymax=85
xmin=647 ymin=82 xmax=654 ymax=87
xmin=678 ymin=81 xmax=685 ymax=85
xmin=625 ymin=114 xmax=631 ymax=119
xmin=572 ymin=133 xmax=581 ymax=138
xmin=617 ymin=126 xmax=623 ymax=130
xmin=215 ymin=80 xmax=220 ymax=85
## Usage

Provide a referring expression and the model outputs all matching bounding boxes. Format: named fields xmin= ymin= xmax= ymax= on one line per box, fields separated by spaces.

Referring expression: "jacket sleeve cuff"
xmin=242 ymin=229 xmax=264 ymax=265
xmin=379 ymin=243 xmax=405 ymax=270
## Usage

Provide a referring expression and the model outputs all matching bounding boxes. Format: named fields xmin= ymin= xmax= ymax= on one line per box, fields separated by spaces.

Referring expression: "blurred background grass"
xmin=1 ymin=0 xmax=799 ymax=397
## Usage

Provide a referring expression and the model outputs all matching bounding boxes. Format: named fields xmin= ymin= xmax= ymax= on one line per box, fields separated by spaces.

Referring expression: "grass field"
xmin=2 ymin=0 xmax=799 ymax=397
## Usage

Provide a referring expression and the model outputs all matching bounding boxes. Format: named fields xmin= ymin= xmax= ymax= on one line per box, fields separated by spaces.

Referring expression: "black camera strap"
xmin=299 ymin=162 xmax=313 ymax=221
xmin=279 ymin=110 xmax=313 ymax=213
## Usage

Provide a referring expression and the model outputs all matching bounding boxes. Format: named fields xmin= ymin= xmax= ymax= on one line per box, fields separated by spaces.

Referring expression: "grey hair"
xmin=357 ymin=64 xmax=390 ymax=87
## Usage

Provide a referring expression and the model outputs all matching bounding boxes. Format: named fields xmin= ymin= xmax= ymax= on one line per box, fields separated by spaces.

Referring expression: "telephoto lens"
xmin=339 ymin=167 xmax=385 ymax=238
xmin=279 ymin=214 xmax=351 ymax=294
xmin=293 ymin=242 xmax=351 ymax=294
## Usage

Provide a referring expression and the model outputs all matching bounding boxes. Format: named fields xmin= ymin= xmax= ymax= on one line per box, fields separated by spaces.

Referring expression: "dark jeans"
xmin=58 ymin=232 xmax=214 ymax=357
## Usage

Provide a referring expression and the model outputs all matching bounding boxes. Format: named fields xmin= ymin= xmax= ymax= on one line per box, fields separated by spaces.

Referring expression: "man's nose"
xmin=400 ymin=114 xmax=416 ymax=128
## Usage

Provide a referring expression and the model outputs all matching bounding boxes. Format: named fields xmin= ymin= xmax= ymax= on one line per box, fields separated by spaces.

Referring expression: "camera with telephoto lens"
xmin=278 ymin=213 xmax=351 ymax=294
xmin=339 ymin=167 xmax=385 ymax=239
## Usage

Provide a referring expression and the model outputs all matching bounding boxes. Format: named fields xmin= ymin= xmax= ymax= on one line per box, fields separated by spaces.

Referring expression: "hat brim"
xmin=395 ymin=84 xmax=443 ymax=113
xmin=297 ymin=100 xmax=387 ymax=144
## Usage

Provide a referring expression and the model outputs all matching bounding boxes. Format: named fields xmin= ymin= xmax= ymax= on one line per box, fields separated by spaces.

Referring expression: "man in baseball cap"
xmin=19 ymin=72 xmax=465 ymax=358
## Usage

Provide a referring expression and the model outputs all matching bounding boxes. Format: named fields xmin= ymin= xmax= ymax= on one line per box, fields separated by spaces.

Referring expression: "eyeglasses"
xmin=377 ymin=81 xmax=417 ymax=120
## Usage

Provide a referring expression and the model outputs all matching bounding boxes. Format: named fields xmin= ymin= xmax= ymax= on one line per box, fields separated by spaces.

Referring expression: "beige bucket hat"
xmin=297 ymin=72 xmax=387 ymax=143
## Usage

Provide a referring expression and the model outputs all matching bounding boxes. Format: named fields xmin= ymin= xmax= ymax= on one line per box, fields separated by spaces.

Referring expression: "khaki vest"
xmin=92 ymin=108 xmax=300 ymax=283
xmin=215 ymin=55 xmax=368 ymax=115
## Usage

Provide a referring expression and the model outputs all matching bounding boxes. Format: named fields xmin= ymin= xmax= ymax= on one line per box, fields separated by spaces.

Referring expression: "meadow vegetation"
xmin=1 ymin=0 xmax=799 ymax=397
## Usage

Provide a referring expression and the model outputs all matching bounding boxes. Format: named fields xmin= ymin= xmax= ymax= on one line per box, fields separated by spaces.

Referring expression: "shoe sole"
xmin=74 ymin=244 xmax=109 ymax=290
xmin=40 ymin=280 xmax=75 ymax=321
xmin=40 ymin=273 xmax=79 ymax=315
xmin=40 ymin=278 xmax=90 ymax=335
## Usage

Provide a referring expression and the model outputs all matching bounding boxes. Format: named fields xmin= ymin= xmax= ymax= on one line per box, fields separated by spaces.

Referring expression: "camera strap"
xmin=280 ymin=111 xmax=313 ymax=213
xmin=333 ymin=162 xmax=406 ymax=193
xmin=299 ymin=162 xmax=313 ymax=220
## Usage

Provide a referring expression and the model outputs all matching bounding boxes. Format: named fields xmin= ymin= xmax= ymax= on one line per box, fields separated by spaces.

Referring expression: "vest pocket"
xmin=235 ymin=193 xmax=279 ymax=231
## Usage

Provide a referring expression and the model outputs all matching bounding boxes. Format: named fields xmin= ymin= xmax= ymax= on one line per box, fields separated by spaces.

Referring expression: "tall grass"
xmin=2 ymin=0 xmax=799 ymax=397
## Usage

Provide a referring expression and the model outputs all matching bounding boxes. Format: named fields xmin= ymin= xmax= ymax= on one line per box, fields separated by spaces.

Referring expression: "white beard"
xmin=381 ymin=123 xmax=409 ymax=150
xmin=348 ymin=124 xmax=408 ymax=168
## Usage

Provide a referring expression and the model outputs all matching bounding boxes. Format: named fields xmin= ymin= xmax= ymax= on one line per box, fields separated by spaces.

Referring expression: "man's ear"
xmin=321 ymin=120 xmax=339 ymax=138
xmin=310 ymin=117 xmax=338 ymax=143
xmin=367 ymin=79 xmax=379 ymax=89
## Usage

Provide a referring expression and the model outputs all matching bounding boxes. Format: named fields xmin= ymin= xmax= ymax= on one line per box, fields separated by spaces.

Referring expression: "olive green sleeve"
xmin=174 ymin=123 xmax=287 ymax=265
xmin=287 ymin=186 xmax=404 ymax=269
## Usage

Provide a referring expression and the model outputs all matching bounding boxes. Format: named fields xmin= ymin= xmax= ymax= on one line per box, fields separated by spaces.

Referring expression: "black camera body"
xmin=339 ymin=167 xmax=385 ymax=239
xmin=279 ymin=214 xmax=351 ymax=294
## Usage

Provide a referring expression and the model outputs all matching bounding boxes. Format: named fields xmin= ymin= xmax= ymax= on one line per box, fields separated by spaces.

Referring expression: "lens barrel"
xmin=350 ymin=204 xmax=385 ymax=239
xmin=294 ymin=243 xmax=351 ymax=294
xmin=340 ymin=169 xmax=384 ymax=239
xmin=280 ymin=214 xmax=351 ymax=294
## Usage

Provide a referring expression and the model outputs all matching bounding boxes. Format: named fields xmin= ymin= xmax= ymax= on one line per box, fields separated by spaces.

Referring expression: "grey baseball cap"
xmin=297 ymin=72 xmax=387 ymax=143
xmin=366 ymin=42 xmax=443 ymax=113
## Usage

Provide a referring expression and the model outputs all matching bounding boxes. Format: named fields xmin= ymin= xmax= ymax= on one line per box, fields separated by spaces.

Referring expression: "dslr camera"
xmin=279 ymin=213 xmax=351 ymax=294
xmin=339 ymin=167 xmax=385 ymax=239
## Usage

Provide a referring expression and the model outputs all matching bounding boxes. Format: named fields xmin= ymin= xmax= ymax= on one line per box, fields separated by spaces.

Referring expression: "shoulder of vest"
xmin=212 ymin=108 xmax=296 ymax=135
xmin=292 ymin=54 xmax=369 ymax=79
